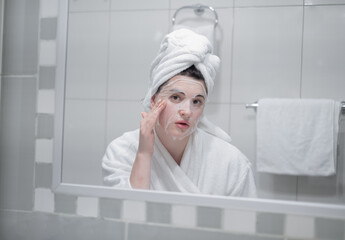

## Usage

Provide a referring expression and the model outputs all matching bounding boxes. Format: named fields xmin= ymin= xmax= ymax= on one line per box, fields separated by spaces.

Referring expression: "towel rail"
xmin=246 ymin=101 xmax=345 ymax=114
xmin=172 ymin=4 xmax=218 ymax=27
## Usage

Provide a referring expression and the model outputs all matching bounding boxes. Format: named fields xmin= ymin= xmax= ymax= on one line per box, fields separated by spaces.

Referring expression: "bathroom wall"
xmin=0 ymin=0 xmax=345 ymax=239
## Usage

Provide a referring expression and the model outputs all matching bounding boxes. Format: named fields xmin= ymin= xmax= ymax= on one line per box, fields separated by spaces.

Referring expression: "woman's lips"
xmin=175 ymin=120 xmax=190 ymax=129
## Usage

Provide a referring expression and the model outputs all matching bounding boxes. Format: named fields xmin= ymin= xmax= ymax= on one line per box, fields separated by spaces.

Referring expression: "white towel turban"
xmin=142 ymin=28 xmax=220 ymax=110
xmin=142 ymin=28 xmax=231 ymax=143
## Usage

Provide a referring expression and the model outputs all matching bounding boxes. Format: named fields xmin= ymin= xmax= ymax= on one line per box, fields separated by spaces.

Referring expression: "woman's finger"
xmin=150 ymin=100 xmax=166 ymax=121
xmin=141 ymin=112 xmax=147 ymax=119
xmin=141 ymin=99 xmax=166 ymax=130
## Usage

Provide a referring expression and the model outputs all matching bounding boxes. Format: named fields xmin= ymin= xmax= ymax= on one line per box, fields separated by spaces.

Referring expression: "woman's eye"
xmin=170 ymin=95 xmax=180 ymax=102
xmin=193 ymin=99 xmax=204 ymax=106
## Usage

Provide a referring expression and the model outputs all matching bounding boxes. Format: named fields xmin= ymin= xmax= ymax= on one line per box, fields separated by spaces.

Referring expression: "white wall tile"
xmin=223 ymin=209 xmax=256 ymax=233
xmin=111 ymin=0 xmax=169 ymax=10
xmin=40 ymin=0 xmax=58 ymax=18
xmin=256 ymin=173 xmax=298 ymax=201
xmin=69 ymin=0 xmax=110 ymax=12
xmin=108 ymin=10 xmax=169 ymax=101
xmin=62 ymin=99 xmax=106 ymax=186
xmin=171 ymin=204 xmax=197 ymax=227
xmin=37 ymin=90 xmax=55 ymax=114
xmin=77 ymin=197 xmax=99 ymax=217
xmin=106 ymin=101 xmax=143 ymax=145
xmin=204 ymin=103 xmax=231 ymax=133
xmin=65 ymin=12 xmax=109 ymax=99
xmin=211 ymin=8 xmax=233 ymax=104
xmin=34 ymin=188 xmax=54 ymax=213
xmin=229 ymin=104 xmax=256 ymax=163
xmin=301 ymin=5 xmax=345 ymax=101
xmin=35 ymin=139 xmax=53 ymax=163
xmin=296 ymin=175 xmax=342 ymax=205
xmin=232 ymin=6 xmax=303 ymax=103
xmin=171 ymin=0 xmax=233 ymax=8
xmin=235 ymin=0 xmax=303 ymax=7
xmin=39 ymin=40 xmax=56 ymax=66
xmin=285 ymin=215 xmax=315 ymax=238
xmin=123 ymin=200 xmax=146 ymax=222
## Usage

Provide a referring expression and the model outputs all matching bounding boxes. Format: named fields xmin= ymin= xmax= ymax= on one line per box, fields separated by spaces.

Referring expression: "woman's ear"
xmin=150 ymin=95 xmax=156 ymax=109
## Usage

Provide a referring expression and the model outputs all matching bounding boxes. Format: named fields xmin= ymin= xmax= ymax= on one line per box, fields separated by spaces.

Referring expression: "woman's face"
xmin=152 ymin=75 xmax=207 ymax=140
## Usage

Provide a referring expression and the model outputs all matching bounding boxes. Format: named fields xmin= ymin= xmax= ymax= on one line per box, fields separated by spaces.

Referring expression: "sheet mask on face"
xmin=155 ymin=77 xmax=207 ymax=140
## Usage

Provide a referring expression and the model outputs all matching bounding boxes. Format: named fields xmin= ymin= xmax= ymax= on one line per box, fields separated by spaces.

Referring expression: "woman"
xmin=102 ymin=29 xmax=256 ymax=197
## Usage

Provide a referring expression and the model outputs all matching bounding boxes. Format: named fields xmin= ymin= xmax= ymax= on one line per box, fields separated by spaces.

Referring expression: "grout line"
xmin=124 ymin=222 xmax=129 ymax=240
xmin=229 ymin=7 xmax=236 ymax=133
xmin=104 ymin=5 xmax=111 ymax=148
xmin=1 ymin=74 xmax=38 ymax=78
xmin=299 ymin=4 xmax=306 ymax=98
xmin=33 ymin=0 xmax=43 ymax=211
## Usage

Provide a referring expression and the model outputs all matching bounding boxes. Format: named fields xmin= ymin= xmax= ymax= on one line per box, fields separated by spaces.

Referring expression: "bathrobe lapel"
xmin=150 ymin=132 xmax=201 ymax=193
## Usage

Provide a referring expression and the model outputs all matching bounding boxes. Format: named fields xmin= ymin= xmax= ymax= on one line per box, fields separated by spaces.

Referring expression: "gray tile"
xmin=0 ymin=210 xmax=126 ymax=240
xmin=39 ymin=66 xmax=56 ymax=89
xmin=35 ymin=163 xmax=52 ymax=188
xmin=2 ymin=0 xmax=39 ymax=75
xmin=315 ymin=218 xmax=345 ymax=240
xmin=40 ymin=17 xmax=57 ymax=40
xmin=36 ymin=114 xmax=54 ymax=139
xmin=0 ymin=77 xmax=37 ymax=211
xmin=99 ymin=198 xmax=122 ymax=219
xmin=128 ymin=223 xmax=284 ymax=240
xmin=197 ymin=206 xmax=222 ymax=229
xmin=146 ymin=202 xmax=171 ymax=224
xmin=54 ymin=194 xmax=77 ymax=214
xmin=256 ymin=212 xmax=285 ymax=235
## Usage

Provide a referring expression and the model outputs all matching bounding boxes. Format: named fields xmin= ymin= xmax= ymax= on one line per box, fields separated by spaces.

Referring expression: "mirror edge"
xmin=52 ymin=0 xmax=68 ymax=192
xmin=52 ymin=0 xmax=345 ymax=221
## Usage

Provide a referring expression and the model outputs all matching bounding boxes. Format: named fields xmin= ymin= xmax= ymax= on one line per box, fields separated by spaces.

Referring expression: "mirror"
xmin=54 ymin=0 xmax=345 ymax=218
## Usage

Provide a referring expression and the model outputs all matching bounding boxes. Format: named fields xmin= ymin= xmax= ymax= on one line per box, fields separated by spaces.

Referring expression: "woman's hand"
xmin=138 ymin=98 xmax=166 ymax=157
xmin=130 ymin=98 xmax=166 ymax=189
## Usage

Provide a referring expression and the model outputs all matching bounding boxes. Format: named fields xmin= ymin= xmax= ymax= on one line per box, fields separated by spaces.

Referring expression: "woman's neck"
xmin=155 ymin=129 xmax=189 ymax=165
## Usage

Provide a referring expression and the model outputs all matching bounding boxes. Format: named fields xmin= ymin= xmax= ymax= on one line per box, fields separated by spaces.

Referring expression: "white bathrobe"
xmin=102 ymin=128 xmax=257 ymax=197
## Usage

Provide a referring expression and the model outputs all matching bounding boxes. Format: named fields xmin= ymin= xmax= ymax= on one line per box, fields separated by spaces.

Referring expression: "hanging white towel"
xmin=256 ymin=98 xmax=340 ymax=176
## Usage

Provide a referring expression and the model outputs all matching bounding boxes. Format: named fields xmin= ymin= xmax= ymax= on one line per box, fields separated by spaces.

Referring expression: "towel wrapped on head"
xmin=142 ymin=28 xmax=231 ymax=143
xmin=142 ymin=28 xmax=220 ymax=109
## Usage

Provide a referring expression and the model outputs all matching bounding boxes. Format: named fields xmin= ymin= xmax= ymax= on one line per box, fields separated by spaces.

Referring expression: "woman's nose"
xmin=178 ymin=101 xmax=192 ymax=117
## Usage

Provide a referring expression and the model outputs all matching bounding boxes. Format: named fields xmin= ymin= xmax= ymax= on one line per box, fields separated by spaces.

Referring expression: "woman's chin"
xmin=168 ymin=128 xmax=192 ymax=140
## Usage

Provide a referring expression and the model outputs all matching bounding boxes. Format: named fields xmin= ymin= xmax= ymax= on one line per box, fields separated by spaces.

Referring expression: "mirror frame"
xmin=53 ymin=0 xmax=345 ymax=220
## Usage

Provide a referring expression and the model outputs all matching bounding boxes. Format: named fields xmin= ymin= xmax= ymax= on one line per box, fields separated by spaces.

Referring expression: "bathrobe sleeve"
xmin=102 ymin=129 xmax=140 ymax=189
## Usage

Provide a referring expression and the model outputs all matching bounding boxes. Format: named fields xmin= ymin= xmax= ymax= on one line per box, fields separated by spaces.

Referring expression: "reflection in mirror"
xmin=62 ymin=3 xmax=258 ymax=197
xmin=56 ymin=0 xmax=345 ymax=211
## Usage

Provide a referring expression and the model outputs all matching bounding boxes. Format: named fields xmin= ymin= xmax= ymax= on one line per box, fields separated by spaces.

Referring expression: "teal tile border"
xmin=99 ymin=198 xmax=122 ymax=219
xmin=197 ymin=206 xmax=222 ymax=229
xmin=146 ymin=202 xmax=171 ymax=224
xmin=40 ymin=18 xmax=57 ymax=40
xmin=315 ymin=218 xmax=345 ymax=240
xmin=36 ymin=113 xmax=54 ymax=139
xmin=35 ymin=163 xmax=52 ymax=188
xmin=257 ymin=212 xmax=285 ymax=235
xmin=54 ymin=194 xmax=77 ymax=215
xmin=39 ymin=66 xmax=56 ymax=89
